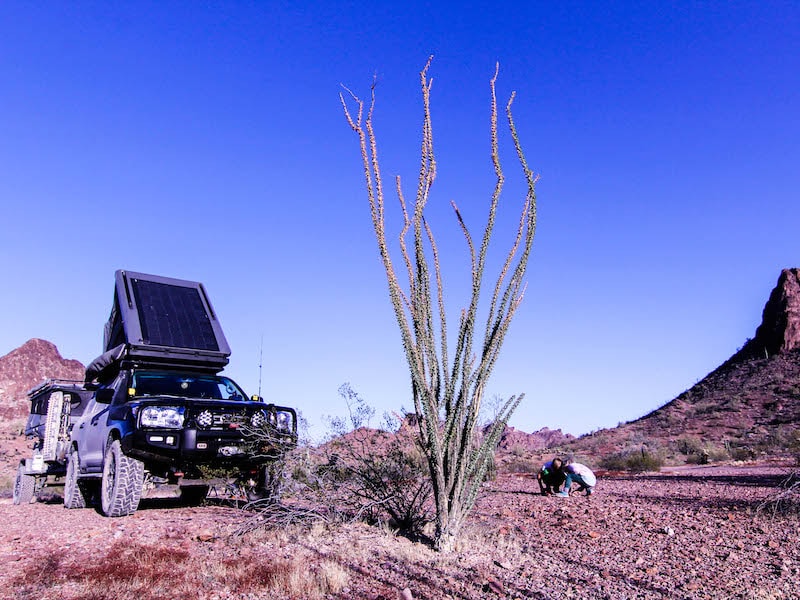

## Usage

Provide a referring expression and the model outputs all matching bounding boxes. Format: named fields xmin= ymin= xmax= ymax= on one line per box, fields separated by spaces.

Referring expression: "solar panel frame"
xmin=111 ymin=270 xmax=231 ymax=357
xmin=131 ymin=279 xmax=220 ymax=351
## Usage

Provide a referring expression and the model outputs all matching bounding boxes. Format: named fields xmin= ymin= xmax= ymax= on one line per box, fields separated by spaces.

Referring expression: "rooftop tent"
xmin=86 ymin=270 xmax=231 ymax=381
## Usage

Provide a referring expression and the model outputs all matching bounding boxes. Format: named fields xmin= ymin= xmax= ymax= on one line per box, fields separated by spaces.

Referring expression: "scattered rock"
xmin=483 ymin=576 xmax=504 ymax=595
xmin=196 ymin=529 xmax=216 ymax=542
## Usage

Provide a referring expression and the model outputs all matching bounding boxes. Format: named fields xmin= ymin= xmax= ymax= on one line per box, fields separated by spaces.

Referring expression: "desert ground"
xmin=2 ymin=463 xmax=799 ymax=600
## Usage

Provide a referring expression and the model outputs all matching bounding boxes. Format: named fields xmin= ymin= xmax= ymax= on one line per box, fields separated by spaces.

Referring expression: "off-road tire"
xmin=244 ymin=464 xmax=283 ymax=503
xmin=64 ymin=447 xmax=90 ymax=509
xmin=100 ymin=439 xmax=144 ymax=517
xmin=13 ymin=462 xmax=35 ymax=505
xmin=180 ymin=485 xmax=210 ymax=506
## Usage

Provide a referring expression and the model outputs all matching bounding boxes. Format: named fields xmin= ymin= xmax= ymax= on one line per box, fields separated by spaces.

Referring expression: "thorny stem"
xmin=341 ymin=57 xmax=538 ymax=551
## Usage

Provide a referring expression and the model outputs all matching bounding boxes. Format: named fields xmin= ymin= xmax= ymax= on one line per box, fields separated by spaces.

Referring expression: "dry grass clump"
xmin=13 ymin=539 xmax=347 ymax=600
xmin=206 ymin=554 xmax=348 ymax=598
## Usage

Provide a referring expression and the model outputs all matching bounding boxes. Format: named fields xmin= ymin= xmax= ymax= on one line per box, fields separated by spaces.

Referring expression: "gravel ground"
xmin=1 ymin=465 xmax=798 ymax=599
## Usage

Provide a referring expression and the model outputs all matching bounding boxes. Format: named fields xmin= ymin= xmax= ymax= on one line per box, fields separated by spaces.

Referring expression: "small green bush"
xmin=677 ymin=435 xmax=704 ymax=456
xmin=600 ymin=449 xmax=664 ymax=473
xmin=501 ymin=457 xmax=538 ymax=474
xmin=706 ymin=445 xmax=730 ymax=463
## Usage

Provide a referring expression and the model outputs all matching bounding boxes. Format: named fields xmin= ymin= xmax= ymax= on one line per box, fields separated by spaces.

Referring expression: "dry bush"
xmin=319 ymin=423 xmax=434 ymax=535
xmin=259 ymin=384 xmax=435 ymax=537
xmin=236 ymin=408 xmax=433 ymax=539
xmin=757 ymin=472 xmax=800 ymax=516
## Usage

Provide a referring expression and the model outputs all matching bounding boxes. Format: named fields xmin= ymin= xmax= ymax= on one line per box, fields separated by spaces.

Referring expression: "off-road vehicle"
xmin=64 ymin=270 xmax=297 ymax=516
xmin=14 ymin=379 xmax=93 ymax=504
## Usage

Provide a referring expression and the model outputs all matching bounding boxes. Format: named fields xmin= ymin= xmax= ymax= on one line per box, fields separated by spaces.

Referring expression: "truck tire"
xmin=243 ymin=464 xmax=283 ymax=503
xmin=13 ymin=462 xmax=35 ymax=505
xmin=100 ymin=439 xmax=144 ymax=517
xmin=64 ymin=447 xmax=90 ymax=509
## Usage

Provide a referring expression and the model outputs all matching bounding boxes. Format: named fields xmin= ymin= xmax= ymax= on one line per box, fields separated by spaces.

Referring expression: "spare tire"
xmin=13 ymin=462 xmax=35 ymax=505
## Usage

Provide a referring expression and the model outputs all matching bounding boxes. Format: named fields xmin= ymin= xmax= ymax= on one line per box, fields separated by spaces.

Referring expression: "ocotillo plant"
xmin=341 ymin=57 xmax=538 ymax=552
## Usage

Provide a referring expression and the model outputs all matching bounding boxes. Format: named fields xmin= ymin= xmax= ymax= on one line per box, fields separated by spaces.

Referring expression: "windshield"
xmin=130 ymin=371 xmax=247 ymax=401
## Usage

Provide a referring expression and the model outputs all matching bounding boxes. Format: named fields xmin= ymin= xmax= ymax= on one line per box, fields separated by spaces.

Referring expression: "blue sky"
xmin=1 ymin=2 xmax=798 ymax=439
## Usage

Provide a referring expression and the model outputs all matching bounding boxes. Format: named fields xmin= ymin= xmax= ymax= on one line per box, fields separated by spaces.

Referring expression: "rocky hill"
xmin=564 ymin=268 xmax=800 ymax=464
xmin=0 ymin=339 xmax=85 ymax=480
xmin=0 ymin=339 xmax=85 ymax=421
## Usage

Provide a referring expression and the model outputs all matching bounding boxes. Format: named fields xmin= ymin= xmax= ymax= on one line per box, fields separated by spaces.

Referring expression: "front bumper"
xmin=122 ymin=427 xmax=291 ymax=467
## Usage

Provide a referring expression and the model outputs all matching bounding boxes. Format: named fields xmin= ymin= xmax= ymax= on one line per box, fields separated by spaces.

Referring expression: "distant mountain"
xmin=0 ymin=339 xmax=85 ymax=421
xmin=497 ymin=426 xmax=574 ymax=453
xmin=564 ymin=268 xmax=800 ymax=462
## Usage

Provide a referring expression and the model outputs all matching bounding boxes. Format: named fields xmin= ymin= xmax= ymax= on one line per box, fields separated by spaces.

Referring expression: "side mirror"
xmin=95 ymin=388 xmax=114 ymax=404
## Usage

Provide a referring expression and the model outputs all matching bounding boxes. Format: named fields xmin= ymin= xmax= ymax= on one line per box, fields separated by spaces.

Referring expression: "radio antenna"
xmin=257 ymin=333 xmax=264 ymax=398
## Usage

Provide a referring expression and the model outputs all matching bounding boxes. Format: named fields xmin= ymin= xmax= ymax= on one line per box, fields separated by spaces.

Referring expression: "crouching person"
xmin=556 ymin=461 xmax=596 ymax=497
xmin=537 ymin=458 xmax=564 ymax=496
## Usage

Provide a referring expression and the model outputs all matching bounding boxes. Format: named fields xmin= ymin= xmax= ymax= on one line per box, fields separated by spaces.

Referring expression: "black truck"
xmin=21 ymin=270 xmax=297 ymax=516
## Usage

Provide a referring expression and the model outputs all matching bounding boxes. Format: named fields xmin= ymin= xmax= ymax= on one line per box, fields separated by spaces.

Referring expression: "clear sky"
xmin=1 ymin=2 xmax=798 ymax=439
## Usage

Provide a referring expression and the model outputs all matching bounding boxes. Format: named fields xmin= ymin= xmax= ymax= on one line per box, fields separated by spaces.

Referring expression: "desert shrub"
xmin=788 ymin=430 xmax=800 ymax=465
xmin=502 ymin=456 xmax=538 ymax=474
xmin=321 ymin=425 xmax=433 ymax=533
xmin=723 ymin=396 xmax=741 ymax=411
xmin=705 ymin=445 xmax=730 ymax=463
xmin=239 ymin=385 xmax=434 ymax=538
xmin=729 ymin=445 xmax=756 ymax=461
xmin=0 ymin=474 xmax=15 ymax=495
xmin=316 ymin=384 xmax=433 ymax=535
xmin=510 ymin=444 xmax=527 ymax=458
xmin=600 ymin=448 xmax=664 ymax=473
xmin=694 ymin=401 xmax=719 ymax=416
xmin=598 ymin=453 xmax=627 ymax=471
xmin=685 ymin=450 xmax=710 ymax=465
xmin=677 ymin=435 xmax=704 ymax=456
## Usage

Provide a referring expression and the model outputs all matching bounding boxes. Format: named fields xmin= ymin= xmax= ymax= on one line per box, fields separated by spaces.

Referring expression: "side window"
xmin=110 ymin=373 xmax=130 ymax=405
xmin=219 ymin=381 xmax=243 ymax=401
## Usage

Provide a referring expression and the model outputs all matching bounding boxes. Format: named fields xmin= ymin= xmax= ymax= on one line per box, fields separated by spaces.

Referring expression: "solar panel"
xmin=130 ymin=279 xmax=219 ymax=351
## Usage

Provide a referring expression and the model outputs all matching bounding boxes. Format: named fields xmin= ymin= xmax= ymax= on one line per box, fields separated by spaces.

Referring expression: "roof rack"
xmin=27 ymin=378 xmax=87 ymax=398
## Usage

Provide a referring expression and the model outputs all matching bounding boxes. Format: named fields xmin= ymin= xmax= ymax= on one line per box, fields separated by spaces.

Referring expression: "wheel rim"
xmin=66 ymin=451 xmax=76 ymax=497
xmin=65 ymin=458 xmax=72 ymax=495
xmin=13 ymin=468 xmax=21 ymax=501
xmin=103 ymin=450 xmax=116 ymax=508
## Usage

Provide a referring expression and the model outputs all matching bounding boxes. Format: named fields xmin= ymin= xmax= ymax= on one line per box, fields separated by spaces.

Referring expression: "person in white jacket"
xmin=555 ymin=461 xmax=597 ymax=497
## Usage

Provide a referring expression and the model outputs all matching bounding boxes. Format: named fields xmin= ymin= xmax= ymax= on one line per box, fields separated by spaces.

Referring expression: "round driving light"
xmin=276 ymin=411 xmax=292 ymax=432
xmin=250 ymin=411 xmax=267 ymax=428
xmin=196 ymin=410 xmax=213 ymax=428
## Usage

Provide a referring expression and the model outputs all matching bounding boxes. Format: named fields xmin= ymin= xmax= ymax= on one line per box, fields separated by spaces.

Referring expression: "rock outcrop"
xmin=733 ymin=268 xmax=800 ymax=361
xmin=563 ymin=268 xmax=800 ymax=460
xmin=496 ymin=426 xmax=574 ymax=452
xmin=0 ymin=339 xmax=85 ymax=420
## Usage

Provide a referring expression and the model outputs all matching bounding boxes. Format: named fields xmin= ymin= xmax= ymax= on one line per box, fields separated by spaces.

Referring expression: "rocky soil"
xmin=2 ymin=464 xmax=799 ymax=600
